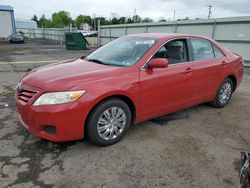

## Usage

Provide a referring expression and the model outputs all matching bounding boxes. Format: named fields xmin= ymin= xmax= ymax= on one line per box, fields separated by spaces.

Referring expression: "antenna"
xmin=207 ymin=5 xmax=212 ymax=19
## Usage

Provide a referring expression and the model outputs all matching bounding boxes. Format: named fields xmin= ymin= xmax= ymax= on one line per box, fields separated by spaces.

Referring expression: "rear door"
xmin=188 ymin=37 xmax=226 ymax=104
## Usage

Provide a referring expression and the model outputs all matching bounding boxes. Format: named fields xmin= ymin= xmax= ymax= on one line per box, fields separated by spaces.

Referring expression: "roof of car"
xmin=126 ymin=33 xmax=209 ymax=40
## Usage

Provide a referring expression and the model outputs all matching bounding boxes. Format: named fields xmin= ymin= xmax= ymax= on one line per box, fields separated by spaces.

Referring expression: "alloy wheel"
xmin=219 ymin=82 xmax=232 ymax=104
xmin=97 ymin=107 xmax=127 ymax=140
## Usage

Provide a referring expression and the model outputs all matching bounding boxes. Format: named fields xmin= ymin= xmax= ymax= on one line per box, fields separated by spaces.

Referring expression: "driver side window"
xmin=153 ymin=39 xmax=188 ymax=64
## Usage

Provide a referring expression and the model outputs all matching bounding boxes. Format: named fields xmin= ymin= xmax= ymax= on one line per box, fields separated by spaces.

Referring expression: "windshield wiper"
xmin=85 ymin=58 xmax=109 ymax=65
xmin=85 ymin=58 xmax=127 ymax=67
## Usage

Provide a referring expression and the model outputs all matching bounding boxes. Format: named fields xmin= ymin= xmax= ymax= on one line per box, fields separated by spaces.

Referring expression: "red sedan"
xmin=15 ymin=33 xmax=244 ymax=146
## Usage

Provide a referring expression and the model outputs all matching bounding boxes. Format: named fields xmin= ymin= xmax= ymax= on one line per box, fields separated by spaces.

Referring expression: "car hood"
xmin=22 ymin=58 xmax=126 ymax=91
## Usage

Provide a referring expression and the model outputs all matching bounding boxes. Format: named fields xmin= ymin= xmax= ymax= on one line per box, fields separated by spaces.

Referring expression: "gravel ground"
xmin=0 ymin=41 xmax=249 ymax=187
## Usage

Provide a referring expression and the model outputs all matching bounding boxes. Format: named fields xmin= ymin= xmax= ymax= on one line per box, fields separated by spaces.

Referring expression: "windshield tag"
xmin=136 ymin=40 xmax=155 ymax=45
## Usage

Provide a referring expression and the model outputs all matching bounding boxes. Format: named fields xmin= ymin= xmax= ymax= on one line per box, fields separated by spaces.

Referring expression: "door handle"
xmin=184 ymin=67 xmax=192 ymax=74
xmin=222 ymin=61 xmax=227 ymax=65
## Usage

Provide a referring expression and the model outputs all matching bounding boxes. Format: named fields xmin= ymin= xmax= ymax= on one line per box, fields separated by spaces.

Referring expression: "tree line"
xmin=31 ymin=11 xmax=198 ymax=30
xmin=31 ymin=11 xmax=157 ymax=30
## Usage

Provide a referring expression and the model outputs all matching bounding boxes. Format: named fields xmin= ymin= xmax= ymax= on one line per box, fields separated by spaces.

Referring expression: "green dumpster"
xmin=65 ymin=32 xmax=89 ymax=50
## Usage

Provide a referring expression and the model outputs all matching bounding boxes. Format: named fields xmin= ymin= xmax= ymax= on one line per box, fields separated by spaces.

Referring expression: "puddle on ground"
xmin=150 ymin=112 xmax=189 ymax=126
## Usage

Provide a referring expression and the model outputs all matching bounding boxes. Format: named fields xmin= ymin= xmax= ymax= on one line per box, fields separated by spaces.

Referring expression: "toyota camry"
xmin=15 ymin=33 xmax=244 ymax=146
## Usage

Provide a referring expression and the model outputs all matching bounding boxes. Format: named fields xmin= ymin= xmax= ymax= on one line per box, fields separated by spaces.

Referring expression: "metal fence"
xmin=99 ymin=16 xmax=250 ymax=65
xmin=17 ymin=27 xmax=98 ymax=47
xmin=16 ymin=28 xmax=77 ymax=43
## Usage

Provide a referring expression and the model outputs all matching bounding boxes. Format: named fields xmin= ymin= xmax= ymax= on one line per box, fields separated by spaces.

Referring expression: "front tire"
xmin=86 ymin=98 xmax=131 ymax=146
xmin=210 ymin=78 xmax=233 ymax=108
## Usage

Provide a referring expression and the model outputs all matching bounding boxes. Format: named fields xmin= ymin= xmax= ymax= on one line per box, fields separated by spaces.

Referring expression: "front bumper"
xmin=15 ymin=82 xmax=90 ymax=142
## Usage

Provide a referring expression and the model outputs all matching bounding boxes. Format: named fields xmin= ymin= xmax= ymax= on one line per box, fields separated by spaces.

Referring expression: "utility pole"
xmin=133 ymin=8 xmax=136 ymax=23
xmin=172 ymin=10 xmax=176 ymax=33
xmin=207 ymin=5 xmax=212 ymax=19
xmin=93 ymin=13 xmax=96 ymax=31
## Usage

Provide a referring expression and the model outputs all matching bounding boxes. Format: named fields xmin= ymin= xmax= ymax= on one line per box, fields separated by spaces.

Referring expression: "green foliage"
xmin=98 ymin=17 xmax=109 ymax=25
xmin=158 ymin=17 xmax=166 ymax=22
xmin=126 ymin=18 xmax=134 ymax=24
xmin=36 ymin=11 xmax=72 ymax=28
xmin=76 ymin=15 xmax=92 ymax=28
xmin=34 ymin=11 xmax=164 ymax=29
xmin=177 ymin=17 xmax=190 ymax=21
xmin=158 ymin=19 xmax=166 ymax=22
xmin=52 ymin=11 xmax=72 ymax=28
xmin=31 ymin=14 xmax=38 ymax=22
xmin=111 ymin=17 xmax=119 ymax=24
xmin=132 ymin=15 xmax=142 ymax=23
xmin=118 ymin=17 xmax=126 ymax=24
xmin=142 ymin=17 xmax=153 ymax=23
xmin=37 ymin=14 xmax=53 ymax=28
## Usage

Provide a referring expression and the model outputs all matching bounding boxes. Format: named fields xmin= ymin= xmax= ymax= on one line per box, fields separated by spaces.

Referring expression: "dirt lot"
xmin=0 ymin=41 xmax=250 ymax=187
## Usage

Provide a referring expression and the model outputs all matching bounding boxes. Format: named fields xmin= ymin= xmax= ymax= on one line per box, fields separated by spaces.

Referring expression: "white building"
xmin=80 ymin=23 xmax=92 ymax=31
xmin=0 ymin=5 xmax=16 ymax=38
xmin=15 ymin=19 xmax=37 ymax=29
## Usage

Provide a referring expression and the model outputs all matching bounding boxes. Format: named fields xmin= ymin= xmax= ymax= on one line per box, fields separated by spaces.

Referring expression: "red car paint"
xmin=15 ymin=33 xmax=244 ymax=142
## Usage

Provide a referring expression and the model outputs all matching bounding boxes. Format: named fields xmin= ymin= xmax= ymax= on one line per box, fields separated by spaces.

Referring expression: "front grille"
xmin=17 ymin=89 xmax=37 ymax=103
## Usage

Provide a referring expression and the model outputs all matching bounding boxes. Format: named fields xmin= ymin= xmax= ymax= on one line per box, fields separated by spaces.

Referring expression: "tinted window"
xmin=190 ymin=38 xmax=214 ymax=61
xmin=153 ymin=39 xmax=187 ymax=64
xmin=213 ymin=45 xmax=224 ymax=58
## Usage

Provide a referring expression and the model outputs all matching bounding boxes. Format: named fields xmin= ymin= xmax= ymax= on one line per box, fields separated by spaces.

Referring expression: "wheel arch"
xmin=84 ymin=94 xmax=137 ymax=138
xmin=227 ymin=74 xmax=237 ymax=92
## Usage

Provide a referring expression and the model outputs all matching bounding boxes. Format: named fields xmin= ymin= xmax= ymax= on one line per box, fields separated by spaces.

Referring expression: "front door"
xmin=139 ymin=39 xmax=195 ymax=120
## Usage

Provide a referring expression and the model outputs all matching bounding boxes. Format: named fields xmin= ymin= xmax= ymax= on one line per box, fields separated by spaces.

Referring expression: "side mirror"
xmin=148 ymin=58 xmax=168 ymax=69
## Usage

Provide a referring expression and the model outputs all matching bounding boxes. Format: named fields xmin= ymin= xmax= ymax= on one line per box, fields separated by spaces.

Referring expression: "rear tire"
xmin=86 ymin=98 xmax=131 ymax=146
xmin=210 ymin=78 xmax=233 ymax=108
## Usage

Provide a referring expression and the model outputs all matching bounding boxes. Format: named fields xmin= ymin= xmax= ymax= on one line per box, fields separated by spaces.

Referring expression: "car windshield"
xmin=86 ymin=37 xmax=157 ymax=67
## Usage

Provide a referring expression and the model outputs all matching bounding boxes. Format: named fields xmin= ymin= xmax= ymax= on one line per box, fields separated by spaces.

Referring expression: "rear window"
xmin=213 ymin=45 xmax=224 ymax=58
xmin=190 ymin=38 xmax=214 ymax=61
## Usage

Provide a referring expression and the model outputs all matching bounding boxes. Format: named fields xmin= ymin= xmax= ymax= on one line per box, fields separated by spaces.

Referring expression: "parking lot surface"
xmin=0 ymin=41 xmax=94 ymax=72
xmin=0 ymin=42 xmax=250 ymax=187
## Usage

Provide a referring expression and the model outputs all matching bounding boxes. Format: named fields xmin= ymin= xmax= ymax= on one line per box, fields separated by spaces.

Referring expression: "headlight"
xmin=33 ymin=90 xmax=86 ymax=106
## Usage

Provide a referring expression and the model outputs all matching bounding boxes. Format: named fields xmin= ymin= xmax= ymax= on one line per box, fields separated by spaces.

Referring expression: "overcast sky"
xmin=2 ymin=0 xmax=250 ymax=21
